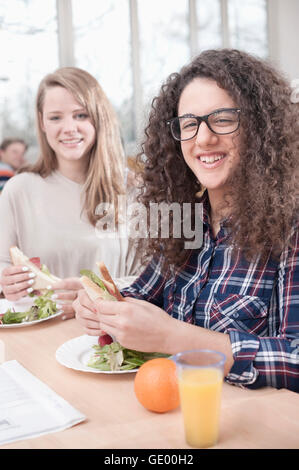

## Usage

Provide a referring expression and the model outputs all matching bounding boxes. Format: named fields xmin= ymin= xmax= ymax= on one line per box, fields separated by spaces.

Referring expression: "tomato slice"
xmin=30 ymin=257 xmax=41 ymax=269
xmin=98 ymin=334 xmax=113 ymax=347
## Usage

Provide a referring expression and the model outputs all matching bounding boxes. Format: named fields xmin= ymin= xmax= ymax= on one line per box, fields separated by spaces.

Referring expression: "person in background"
xmin=0 ymin=67 xmax=140 ymax=318
xmin=74 ymin=49 xmax=299 ymax=392
xmin=0 ymin=138 xmax=27 ymax=191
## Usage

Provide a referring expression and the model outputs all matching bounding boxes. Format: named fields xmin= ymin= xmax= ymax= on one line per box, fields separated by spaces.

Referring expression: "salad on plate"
xmin=87 ymin=340 xmax=169 ymax=372
xmin=0 ymin=291 xmax=59 ymax=325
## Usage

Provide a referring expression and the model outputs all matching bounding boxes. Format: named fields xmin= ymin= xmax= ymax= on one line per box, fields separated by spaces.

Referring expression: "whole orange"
xmin=134 ymin=358 xmax=180 ymax=413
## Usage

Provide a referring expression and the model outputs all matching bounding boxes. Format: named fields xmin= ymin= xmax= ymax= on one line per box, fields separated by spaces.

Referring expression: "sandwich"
xmin=80 ymin=262 xmax=123 ymax=302
xmin=80 ymin=262 xmax=123 ymax=346
xmin=9 ymin=246 xmax=61 ymax=291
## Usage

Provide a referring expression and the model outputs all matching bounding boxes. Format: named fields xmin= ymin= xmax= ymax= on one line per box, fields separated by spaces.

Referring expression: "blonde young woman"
xmin=0 ymin=67 xmax=140 ymax=318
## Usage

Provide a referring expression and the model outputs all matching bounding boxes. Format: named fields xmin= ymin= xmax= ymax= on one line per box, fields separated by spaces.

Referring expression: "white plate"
xmin=0 ymin=298 xmax=63 ymax=328
xmin=55 ymin=335 xmax=138 ymax=374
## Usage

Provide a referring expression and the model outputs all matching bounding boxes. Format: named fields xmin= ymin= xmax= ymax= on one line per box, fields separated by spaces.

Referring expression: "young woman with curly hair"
xmin=74 ymin=49 xmax=299 ymax=392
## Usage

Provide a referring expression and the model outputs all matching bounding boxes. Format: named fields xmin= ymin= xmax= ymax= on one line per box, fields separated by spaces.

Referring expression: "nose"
xmin=194 ymin=121 xmax=218 ymax=146
xmin=62 ymin=116 xmax=78 ymax=134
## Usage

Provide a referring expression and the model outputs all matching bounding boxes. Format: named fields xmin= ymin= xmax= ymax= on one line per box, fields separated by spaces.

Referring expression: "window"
xmin=196 ymin=0 xmax=222 ymax=52
xmin=72 ymin=0 xmax=134 ymax=146
xmin=138 ymin=0 xmax=189 ymax=107
xmin=0 ymin=0 xmax=58 ymax=148
xmin=0 ymin=0 xmax=269 ymax=157
xmin=228 ymin=0 xmax=268 ymax=57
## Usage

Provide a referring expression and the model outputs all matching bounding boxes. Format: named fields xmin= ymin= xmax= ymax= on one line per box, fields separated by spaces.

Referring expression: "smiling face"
xmin=178 ymin=78 xmax=241 ymax=200
xmin=40 ymin=86 xmax=96 ymax=170
xmin=0 ymin=142 xmax=26 ymax=170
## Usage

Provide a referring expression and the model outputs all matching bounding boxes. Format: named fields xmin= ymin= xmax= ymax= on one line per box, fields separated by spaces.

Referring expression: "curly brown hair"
xmin=136 ymin=49 xmax=299 ymax=269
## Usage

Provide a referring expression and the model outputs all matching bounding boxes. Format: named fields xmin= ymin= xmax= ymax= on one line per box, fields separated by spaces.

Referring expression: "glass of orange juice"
xmin=173 ymin=349 xmax=226 ymax=448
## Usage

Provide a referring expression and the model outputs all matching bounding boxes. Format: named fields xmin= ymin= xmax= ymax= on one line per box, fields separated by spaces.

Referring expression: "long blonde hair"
xmin=21 ymin=67 xmax=125 ymax=225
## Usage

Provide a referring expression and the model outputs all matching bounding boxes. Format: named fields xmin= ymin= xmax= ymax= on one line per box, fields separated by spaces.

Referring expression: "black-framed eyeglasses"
xmin=167 ymin=108 xmax=241 ymax=141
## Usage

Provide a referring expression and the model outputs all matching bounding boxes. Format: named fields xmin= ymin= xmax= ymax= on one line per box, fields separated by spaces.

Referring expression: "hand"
xmin=73 ymin=289 xmax=105 ymax=334
xmin=51 ymin=277 xmax=82 ymax=320
xmin=96 ymin=297 xmax=176 ymax=352
xmin=73 ymin=290 xmax=177 ymax=353
xmin=0 ymin=265 xmax=37 ymax=301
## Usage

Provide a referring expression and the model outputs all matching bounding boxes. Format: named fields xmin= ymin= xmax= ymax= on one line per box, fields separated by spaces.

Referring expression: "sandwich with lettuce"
xmin=80 ymin=263 xmax=169 ymax=371
xmin=10 ymin=246 xmax=61 ymax=292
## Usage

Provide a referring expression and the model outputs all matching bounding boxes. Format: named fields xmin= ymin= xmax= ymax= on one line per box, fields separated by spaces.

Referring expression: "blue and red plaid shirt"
xmin=121 ymin=196 xmax=299 ymax=392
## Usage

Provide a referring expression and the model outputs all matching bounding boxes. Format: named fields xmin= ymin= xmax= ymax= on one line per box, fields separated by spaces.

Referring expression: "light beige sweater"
xmin=0 ymin=171 xmax=141 ymax=286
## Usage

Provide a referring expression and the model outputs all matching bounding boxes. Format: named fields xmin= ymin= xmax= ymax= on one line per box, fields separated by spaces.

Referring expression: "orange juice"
xmin=178 ymin=367 xmax=223 ymax=448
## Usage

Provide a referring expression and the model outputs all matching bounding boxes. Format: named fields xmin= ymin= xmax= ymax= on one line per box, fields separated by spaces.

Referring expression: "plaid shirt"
xmin=122 ymin=196 xmax=299 ymax=392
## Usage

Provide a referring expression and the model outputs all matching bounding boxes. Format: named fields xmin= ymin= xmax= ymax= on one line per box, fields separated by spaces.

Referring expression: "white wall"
xmin=268 ymin=0 xmax=299 ymax=81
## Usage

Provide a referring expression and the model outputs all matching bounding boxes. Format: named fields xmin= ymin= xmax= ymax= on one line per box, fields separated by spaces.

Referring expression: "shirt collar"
xmin=196 ymin=190 xmax=231 ymax=239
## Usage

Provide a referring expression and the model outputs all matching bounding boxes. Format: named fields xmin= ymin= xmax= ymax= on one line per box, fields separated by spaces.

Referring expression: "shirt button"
xmin=233 ymin=312 xmax=239 ymax=318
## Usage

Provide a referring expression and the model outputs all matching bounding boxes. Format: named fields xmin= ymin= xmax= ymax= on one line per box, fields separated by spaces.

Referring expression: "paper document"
xmin=0 ymin=360 xmax=86 ymax=446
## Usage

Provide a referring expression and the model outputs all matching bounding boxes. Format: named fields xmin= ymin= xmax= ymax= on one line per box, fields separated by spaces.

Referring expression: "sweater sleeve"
xmin=0 ymin=178 xmax=18 ymax=276
xmin=225 ymin=229 xmax=299 ymax=392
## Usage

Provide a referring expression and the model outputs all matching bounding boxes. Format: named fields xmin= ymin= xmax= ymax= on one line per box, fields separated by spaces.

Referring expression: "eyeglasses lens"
xmin=171 ymin=110 xmax=239 ymax=141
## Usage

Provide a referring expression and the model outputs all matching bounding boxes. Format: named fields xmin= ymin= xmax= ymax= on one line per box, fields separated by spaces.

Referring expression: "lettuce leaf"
xmin=80 ymin=269 xmax=108 ymax=291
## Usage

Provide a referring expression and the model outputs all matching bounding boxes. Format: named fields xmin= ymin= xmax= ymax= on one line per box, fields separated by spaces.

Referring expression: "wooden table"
xmin=1 ymin=316 xmax=299 ymax=449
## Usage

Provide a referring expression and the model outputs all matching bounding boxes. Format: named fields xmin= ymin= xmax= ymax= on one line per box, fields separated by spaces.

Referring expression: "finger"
xmin=4 ymin=278 xmax=36 ymax=295
xmin=97 ymin=313 xmax=119 ymax=329
xmin=77 ymin=289 xmax=97 ymax=312
xmin=82 ymin=327 xmax=103 ymax=337
xmin=96 ymin=324 xmax=118 ymax=340
xmin=52 ymin=277 xmax=82 ymax=291
xmin=1 ymin=272 xmax=36 ymax=287
xmin=1 ymin=265 xmax=30 ymax=276
xmin=52 ymin=291 xmax=78 ymax=301
xmin=73 ymin=298 xmax=99 ymax=323
xmin=4 ymin=286 xmax=31 ymax=301
xmin=59 ymin=304 xmax=75 ymax=321
xmin=74 ymin=304 xmax=102 ymax=331
xmin=95 ymin=299 xmax=128 ymax=315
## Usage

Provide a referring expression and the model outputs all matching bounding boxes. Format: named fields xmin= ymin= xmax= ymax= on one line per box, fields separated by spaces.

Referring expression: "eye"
xmin=181 ymin=119 xmax=197 ymax=130
xmin=75 ymin=112 xmax=89 ymax=120
xmin=49 ymin=116 xmax=60 ymax=121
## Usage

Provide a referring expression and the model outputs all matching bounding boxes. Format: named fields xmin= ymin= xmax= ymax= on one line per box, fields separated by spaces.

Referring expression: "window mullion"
xmin=220 ymin=0 xmax=230 ymax=48
xmin=56 ymin=0 xmax=75 ymax=67
xmin=189 ymin=0 xmax=198 ymax=57
xmin=129 ymin=0 xmax=143 ymax=146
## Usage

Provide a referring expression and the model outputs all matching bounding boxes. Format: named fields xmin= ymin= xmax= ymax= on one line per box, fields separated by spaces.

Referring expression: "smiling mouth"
xmin=60 ymin=138 xmax=83 ymax=145
xmin=198 ymin=154 xmax=226 ymax=163
xmin=194 ymin=153 xmax=228 ymax=170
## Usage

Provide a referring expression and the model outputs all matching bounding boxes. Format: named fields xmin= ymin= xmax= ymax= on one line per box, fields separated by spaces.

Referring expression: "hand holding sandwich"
xmin=1 ymin=264 xmax=39 ymax=301
xmin=1 ymin=247 xmax=80 ymax=320
xmin=72 ymin=263 xmax=176 ymax=352
xmin=73 ymin=289 xmax=177 ymax=354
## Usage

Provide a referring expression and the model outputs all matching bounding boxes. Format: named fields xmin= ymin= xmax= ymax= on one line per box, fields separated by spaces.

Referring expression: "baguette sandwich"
xmin=80 ymin=262 xmax=123 ymax=346
xmin=9 ymin=246 xmax=61 ymax=291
